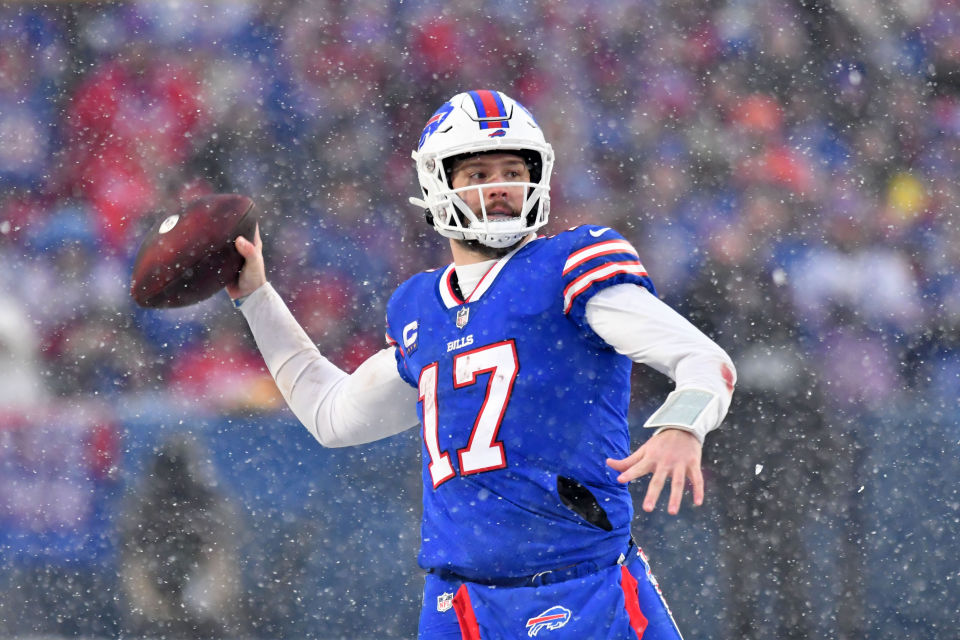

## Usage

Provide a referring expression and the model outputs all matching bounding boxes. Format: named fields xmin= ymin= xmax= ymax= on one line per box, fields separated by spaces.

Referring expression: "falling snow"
xmin=1 ymin=1 xmax=958 ymax=639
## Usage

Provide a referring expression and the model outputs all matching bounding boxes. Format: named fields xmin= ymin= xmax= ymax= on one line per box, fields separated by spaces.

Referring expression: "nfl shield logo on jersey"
xmin=456 ymin=307 xmax=470 ymax=329
xmin=437 ymin=592 xmax=454 ymax=613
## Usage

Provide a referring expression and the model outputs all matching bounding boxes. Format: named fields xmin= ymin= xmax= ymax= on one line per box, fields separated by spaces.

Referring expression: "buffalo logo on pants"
xmin=525 ymin=605 xmax=571 ymax=636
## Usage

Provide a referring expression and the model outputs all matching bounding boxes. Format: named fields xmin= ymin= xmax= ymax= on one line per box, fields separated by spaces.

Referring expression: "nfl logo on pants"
xmin=437 ymin=592 xmax=454 ymax=613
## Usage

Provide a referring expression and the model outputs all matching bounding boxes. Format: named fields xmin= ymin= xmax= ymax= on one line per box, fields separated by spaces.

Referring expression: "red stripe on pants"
xmin=453 ymin=584 xmax=482 ymax=640
xmin=620 ymin=565 xmax=649 ymax=639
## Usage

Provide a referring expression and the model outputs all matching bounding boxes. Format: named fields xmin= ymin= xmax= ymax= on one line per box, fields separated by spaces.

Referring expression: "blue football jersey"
xmin=385 ymin=225 xmax=656 ymax=581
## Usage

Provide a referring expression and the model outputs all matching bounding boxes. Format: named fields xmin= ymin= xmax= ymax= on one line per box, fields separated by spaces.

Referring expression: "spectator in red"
xmin=168 ymin=320 xmax=280 ymax=412
xmin=61 ymin=42 xmax=209 ymax=251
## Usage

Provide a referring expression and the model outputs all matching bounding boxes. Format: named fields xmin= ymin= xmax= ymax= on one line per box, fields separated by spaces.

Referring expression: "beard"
xmin=449 ymin=192 xmax=541 ymax=257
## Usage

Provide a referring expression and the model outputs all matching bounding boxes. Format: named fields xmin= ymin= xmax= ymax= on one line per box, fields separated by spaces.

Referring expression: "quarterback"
xmin=228 ymin=90 xmax=736 ymax=639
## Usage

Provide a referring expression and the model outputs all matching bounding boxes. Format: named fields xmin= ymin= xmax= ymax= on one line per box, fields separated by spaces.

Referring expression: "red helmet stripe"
xmin=469 ymin=90 xmax=508 ymax=129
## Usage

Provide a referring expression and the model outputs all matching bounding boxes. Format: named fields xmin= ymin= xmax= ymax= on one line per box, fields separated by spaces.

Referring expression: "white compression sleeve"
xmin=585 ymin=284 xmax=736 ymax=443
xmin=238 ymin=283 xmax=420 ymax=447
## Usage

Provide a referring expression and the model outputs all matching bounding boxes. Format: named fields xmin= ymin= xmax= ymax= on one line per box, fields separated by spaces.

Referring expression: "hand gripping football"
xmin=130 ymin=194 xmax=257 ymax=308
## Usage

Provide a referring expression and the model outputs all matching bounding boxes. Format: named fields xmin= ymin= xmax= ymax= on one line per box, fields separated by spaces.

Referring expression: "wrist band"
xmin=644 ymin=389 xmax=716 ymax=430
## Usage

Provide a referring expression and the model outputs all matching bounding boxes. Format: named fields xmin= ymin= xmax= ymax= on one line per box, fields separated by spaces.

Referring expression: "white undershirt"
xmin=238 ymin=278 xmax=735 ymax=447
xmin=455 ymin=259 xmax=496 ymax=298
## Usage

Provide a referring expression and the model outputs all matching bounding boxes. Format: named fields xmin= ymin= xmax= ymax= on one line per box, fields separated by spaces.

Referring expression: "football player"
xmin=228 ymin=90 xmax=736 ymax=639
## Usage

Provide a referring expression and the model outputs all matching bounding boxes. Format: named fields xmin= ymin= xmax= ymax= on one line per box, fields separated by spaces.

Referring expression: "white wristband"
xmin=643 ymin=388 xmax=719 ymax=443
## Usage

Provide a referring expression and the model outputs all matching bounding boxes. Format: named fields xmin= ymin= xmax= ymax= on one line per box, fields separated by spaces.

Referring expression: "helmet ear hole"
xmin=421 ymin=186 xmax=434 ymax=225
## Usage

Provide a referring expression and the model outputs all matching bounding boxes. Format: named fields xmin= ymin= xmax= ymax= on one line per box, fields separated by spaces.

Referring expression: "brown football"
xmin=130 ymin=194 xmax=256 ymax=308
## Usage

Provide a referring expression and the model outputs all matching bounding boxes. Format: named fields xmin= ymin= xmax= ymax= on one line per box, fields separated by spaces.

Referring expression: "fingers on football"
xmin=235 ymin=235 xmax=251 ymax=255
xmin=236 ymin=224 xmax=262 ymax=256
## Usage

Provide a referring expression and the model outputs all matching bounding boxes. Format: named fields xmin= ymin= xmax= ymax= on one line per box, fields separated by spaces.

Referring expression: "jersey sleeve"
xmin=384 ymin=283 xmax=420 ymax=388
xmin=560 ymin=225 xmax=657 ymax=330
xmin=237 ymin=282 xmax=418 ymax=447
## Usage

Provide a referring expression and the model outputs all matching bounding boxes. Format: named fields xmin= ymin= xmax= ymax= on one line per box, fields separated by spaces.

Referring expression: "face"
xmin=449 ymin=152 xmax=531 ymax=220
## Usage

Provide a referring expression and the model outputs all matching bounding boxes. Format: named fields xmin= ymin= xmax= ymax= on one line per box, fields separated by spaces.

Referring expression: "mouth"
xmin=485 ymin=205 xmax=518 ymax=220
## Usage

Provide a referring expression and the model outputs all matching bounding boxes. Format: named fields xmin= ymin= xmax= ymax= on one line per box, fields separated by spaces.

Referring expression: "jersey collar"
xmin=437 ymin=238 xmax=537 ymax=308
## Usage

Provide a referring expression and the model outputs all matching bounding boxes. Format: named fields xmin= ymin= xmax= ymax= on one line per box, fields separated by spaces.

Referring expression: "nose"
xmin=485 ymin=182 xmax=509 ymax=199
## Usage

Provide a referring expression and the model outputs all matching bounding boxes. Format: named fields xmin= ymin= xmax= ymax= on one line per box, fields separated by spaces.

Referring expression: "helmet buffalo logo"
xmin=418 ymin=103 xmax=455 ymax=149
xmin=487 ymin=129 xmax=507 ymax=137
xmin=525 ymin=605 xmax=571 ymax=636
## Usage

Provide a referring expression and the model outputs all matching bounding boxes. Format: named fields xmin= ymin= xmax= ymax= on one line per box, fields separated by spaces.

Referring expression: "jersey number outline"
xmin=418 ymin=339 xmax=519 ymax=488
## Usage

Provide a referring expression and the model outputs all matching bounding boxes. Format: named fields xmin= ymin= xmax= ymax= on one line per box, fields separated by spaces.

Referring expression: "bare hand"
xmin=606 ymin=429 xmax=704 ymax=516
xmin=226 ymin=223 xmax=267 ymax=300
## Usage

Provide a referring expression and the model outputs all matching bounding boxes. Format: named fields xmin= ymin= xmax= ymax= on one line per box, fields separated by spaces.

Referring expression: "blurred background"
xmin=1 ymin=0 xmax=958 ymax=638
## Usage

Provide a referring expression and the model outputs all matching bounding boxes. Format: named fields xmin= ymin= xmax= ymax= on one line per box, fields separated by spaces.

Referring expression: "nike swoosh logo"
xmin=589 ymin=227 xmax=610 ymax=237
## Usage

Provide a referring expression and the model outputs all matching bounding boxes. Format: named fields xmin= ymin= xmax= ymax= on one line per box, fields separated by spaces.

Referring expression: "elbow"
xmin=309 ymin=430 xmax=335 ymax=448
xmin=299 ymin=408 xmax=346 ymax=448
xmin=720 ymin=353 xmax=737 ymax=396
xmin=307 ymin=424 xmax=352 ymax=449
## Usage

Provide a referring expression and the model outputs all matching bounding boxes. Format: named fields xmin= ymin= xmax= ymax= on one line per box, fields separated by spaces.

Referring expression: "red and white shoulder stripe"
xmin=562 ymin=238 xmax=647 ymax=314
xmin=563 ymin=239 xmax=639 ymax=276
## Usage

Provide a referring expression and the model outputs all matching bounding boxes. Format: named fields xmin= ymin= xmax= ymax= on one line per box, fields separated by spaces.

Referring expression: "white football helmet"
xmin=410 ymin=90 xmax=555 ymax=248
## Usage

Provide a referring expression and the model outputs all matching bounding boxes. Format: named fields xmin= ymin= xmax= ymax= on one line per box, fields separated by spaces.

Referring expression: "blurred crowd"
xmin=1 ymin=0 xmax=958 ymax=637
xmin=1 ymin=0 xmax=956 ymax=415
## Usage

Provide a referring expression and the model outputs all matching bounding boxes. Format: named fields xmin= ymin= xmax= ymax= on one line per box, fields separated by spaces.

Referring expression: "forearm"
xmin=586 ymin=284 xmax=736 ymax=442
xmin=238 ymin=283 xmax=419 ymax=446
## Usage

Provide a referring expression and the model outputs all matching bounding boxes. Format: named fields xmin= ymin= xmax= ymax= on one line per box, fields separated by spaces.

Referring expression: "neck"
xmin=450 ymin=233 xmax=535 ymax=266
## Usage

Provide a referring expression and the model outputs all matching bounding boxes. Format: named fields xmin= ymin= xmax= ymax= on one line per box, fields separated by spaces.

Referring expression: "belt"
xmin=429 ymin=539 xmax=637 ymax=588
